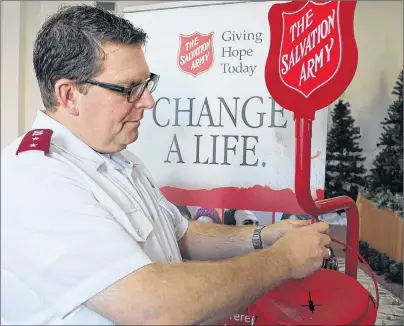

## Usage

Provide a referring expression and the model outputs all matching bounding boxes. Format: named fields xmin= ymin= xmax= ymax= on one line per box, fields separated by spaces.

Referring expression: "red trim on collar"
xmin=16 ymin=129 xmax=53 ymax=155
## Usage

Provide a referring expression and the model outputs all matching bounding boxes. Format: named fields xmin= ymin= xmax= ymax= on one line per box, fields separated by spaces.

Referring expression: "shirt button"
xmin=168 ymin=255 xmax=173 ymax=262
xmin=124 ymin=160 xmax=131 ymax=165
xmin=136 ymin=228 xmax=143 ymax=237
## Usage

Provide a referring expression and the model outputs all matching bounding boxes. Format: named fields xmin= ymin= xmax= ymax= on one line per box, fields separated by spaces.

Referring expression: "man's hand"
xmin=261 ymin=219 xmax=312 ymax=247
xmin=271 ymin=221 xmax=331 ymax=279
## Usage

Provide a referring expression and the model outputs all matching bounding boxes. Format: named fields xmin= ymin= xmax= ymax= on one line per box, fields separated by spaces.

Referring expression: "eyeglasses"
xmin=85 ymin=73 xmax=160 ymax=103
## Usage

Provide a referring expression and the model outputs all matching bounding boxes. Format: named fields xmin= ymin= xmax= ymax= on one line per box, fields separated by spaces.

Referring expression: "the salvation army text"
xmin=179 ymin=35 xmax=212 ymax=73
xmin=281 ymin=8 xmax=337 ymax=86
xmin=153 ymin=96 xmax=287 ymax=167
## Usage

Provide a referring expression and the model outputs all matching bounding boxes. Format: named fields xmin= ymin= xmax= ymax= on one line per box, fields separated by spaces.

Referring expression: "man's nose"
xmin=137 ymin=88 xmax=156 ymax=110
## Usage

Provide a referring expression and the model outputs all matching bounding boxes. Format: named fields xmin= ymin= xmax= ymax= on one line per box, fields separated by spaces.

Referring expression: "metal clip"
xmin=322 ymin=246 xmax=339 ymax=270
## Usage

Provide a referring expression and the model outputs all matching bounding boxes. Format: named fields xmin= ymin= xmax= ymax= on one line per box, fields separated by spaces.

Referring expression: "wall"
xmin=1 ymin=1 xmax=24 ymax=149
xmin=334 ymin=1 xmax=403 ymax=169
xmin=1 ymin=1 xmax=96 ymax=149
xmin=114 ymin=1 xmax=173 ymax=17
xmin=1 ymin=0 xmax=403 ymax=158
xmin=0 ymin=0 xmax=171 ymax=149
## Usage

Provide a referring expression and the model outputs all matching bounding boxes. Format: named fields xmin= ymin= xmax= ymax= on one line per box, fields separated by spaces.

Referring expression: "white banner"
xmin=125 ymin=1 xmax=328 ymax=213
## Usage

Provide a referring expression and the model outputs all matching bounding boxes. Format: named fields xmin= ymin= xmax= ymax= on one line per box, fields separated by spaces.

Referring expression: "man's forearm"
xmin=179 ymin=221 xmax=256 ymax=261
xmin=87 ymin=246 xmax=290 ymax=325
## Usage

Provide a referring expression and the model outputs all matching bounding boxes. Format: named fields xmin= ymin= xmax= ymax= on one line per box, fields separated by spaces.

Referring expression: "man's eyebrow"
xmin=117 ymin=73 xmax=151 ymax=86
xmin=117 ymin=77 xmax=143 ymax=86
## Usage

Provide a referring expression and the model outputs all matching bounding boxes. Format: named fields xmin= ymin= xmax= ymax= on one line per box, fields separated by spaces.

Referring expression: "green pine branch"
xmin=367 ymin=69 xmax=403 ymax=197
xmin=325 ymin=99 xmax=367 ymax=200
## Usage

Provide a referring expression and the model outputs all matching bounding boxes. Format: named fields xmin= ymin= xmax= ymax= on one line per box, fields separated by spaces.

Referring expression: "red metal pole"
xmin=294 ymin=117 xmax=359 ymax=279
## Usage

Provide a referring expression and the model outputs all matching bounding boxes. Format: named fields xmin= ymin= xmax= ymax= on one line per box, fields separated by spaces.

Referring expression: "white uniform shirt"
xmin=1 ymin=111 xmax=189 ymax=325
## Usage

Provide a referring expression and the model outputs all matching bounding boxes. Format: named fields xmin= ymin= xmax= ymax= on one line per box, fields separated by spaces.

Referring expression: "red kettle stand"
xmin=247 ymin=237 xmax=379 ymax=325
xmin=247 ymin=118 xmax=379 ymax=325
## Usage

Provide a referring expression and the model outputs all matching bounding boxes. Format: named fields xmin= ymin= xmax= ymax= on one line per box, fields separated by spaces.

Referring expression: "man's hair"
xmin=33 ymin=5 xmax=147 ymax=110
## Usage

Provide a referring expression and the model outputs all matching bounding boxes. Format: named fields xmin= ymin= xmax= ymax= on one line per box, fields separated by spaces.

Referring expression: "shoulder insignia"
xmin=16 ymin=129 xmax=53 ymax=155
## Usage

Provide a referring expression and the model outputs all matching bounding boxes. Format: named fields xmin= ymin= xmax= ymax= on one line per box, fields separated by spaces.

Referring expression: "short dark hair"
xmin=33 ymin=5 xmax=148 ymax=110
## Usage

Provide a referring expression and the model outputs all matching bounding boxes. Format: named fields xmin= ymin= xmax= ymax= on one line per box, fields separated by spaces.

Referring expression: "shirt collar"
xmin=31 ymin=110 xmax=125 ymax=170
xmin=101 ymin=152 xmax=129 ymax=171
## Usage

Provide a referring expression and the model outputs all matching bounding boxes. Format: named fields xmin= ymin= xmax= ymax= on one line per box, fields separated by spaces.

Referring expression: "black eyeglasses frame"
xmin=85 ymin=73 xmax=159 ymax=103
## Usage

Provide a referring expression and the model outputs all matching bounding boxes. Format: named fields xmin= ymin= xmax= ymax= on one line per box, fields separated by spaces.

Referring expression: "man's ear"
xmin=54 ymin=79 xmax=80 ymax=116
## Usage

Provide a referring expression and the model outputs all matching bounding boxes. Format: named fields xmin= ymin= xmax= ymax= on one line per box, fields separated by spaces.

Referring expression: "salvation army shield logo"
xmin=178 ymin=32 xmax=214 ymax=77
xmin=265 ymin=1 xmax=358 ymax=119
xmin=279 ymin=1 xmax=341 ymax=98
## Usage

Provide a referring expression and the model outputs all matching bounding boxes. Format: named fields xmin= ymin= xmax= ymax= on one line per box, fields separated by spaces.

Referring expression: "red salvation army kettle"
xmin=247 ymin=239 xmax=379 ymax=325
xmin=248 ymin=0 xmax=380 ymax=325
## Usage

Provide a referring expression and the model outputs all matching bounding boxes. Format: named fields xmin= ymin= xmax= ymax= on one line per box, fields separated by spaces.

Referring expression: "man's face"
xmin=234 ymin=210 xmax=259 ymax=226
xmin=74 ymin=43 xmax=155 ymax=153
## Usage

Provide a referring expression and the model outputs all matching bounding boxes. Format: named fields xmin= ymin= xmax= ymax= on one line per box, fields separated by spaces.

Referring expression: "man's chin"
xmin=124 ymin=131 xmax=139 ymax=146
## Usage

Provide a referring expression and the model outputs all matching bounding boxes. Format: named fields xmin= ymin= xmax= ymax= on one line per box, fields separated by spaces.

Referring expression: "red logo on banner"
xmin=265 ymin=1 xmax=358 ymax=119
xmin=178 ymin=32 xmax=214 ymax=77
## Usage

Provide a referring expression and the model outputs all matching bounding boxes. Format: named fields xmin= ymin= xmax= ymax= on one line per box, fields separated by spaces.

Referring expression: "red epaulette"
xmin=16 ymin=129 xmax=53 ymax=155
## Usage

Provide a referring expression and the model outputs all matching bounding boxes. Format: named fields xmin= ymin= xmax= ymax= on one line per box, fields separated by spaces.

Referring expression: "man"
xmin=224 ymin=209 xmax=260 ymax=226
xmin=1 ymin=5 xmax=332 ymax=325
xmin=281 ymin=213 xmax=312 ymax=220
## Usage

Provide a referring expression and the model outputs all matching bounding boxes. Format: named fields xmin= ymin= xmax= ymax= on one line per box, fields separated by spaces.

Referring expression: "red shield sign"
xmin=265 ymin=1 xmax=358 ymax=119
xmin=178 ymin=32 xmax=214 ymax=77
xmin=280 ymin=1 xmax=341 ymax=98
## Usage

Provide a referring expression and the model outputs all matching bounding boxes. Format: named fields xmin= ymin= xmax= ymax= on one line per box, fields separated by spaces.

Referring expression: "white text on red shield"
xmin=281 ymin=8 xmax=336 ymax=86
xmin=180 ymin=37 xmax=211 ymax=72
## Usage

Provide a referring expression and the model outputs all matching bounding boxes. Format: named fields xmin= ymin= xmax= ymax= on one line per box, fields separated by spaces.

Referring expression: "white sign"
xmin=125 ymin=1 xmax=328 ymax=213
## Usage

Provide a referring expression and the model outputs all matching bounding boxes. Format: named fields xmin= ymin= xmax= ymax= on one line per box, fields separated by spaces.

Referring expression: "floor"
xmin=337 ymin=258 xmax=403 ymax=326
xmin=329 ymin=224 xmax=403 ymax=325
xmin=329 ymin=225 xmax=403 ymax=300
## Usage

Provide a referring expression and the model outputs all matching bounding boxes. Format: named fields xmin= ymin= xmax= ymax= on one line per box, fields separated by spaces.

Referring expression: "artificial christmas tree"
xmin=325 ymin=100 xmax=367 ymax=200
xmin=367 ymin=70 xmax=403 ymax=197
